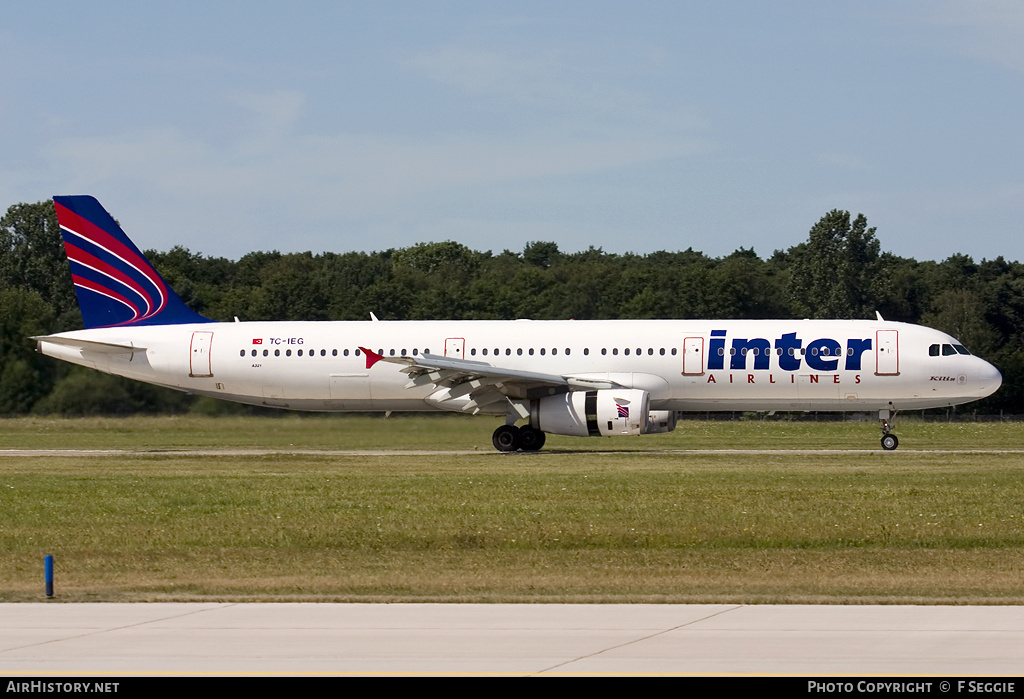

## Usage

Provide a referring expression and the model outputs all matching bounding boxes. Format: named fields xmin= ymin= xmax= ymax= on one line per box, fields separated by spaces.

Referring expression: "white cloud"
xmin=403 ymin=45 xmax=706 ymax=138
xmin=930 ymin=0 xmax=1024 ymax=74
xmin=44 ymin=73 xmax=706 ymax=218
xmin=37 ymin=88 xmax=709 ymax=256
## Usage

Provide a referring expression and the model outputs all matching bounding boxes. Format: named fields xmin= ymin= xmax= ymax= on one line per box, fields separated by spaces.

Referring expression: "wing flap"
xmin=360 ymin=345 xmax=621 ymax=415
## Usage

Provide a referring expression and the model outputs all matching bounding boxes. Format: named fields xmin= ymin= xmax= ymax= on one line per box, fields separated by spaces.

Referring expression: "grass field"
xmin=1 ymin=414 xmax=1023 ymax=603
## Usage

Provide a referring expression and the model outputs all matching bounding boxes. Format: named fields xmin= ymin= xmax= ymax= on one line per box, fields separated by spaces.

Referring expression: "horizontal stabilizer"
xmin=33 ymin=335 xmax=144 ymax=355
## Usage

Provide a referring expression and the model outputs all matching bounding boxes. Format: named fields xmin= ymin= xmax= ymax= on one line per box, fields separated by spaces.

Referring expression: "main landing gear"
xmin=879 ymin=407 xmax=899 ymax=451
xmin=492 ymin=424 xmax=546 ymax=452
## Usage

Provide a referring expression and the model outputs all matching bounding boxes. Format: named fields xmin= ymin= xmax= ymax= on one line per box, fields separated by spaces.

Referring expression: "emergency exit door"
xmin=682 ymin=336 xmax=705 ymax=375
xmin=190 ymin=331 xmax=214 ymax=377
xmin=445 ymin=337 xmax=465 ymax=359
xmin=875 ymin=329 xmax=899 ymax=375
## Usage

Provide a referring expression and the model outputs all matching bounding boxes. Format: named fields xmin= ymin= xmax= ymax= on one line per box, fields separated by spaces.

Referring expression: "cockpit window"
xmin=930 ymin=343 xmax=973 ymax=357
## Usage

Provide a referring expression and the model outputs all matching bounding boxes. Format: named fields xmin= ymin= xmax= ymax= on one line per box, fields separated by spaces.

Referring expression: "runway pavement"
xmin=2 ymin=603 xmax=1023 ymax=676
xmin=5 ymin=447 xmax=1023 ymax=457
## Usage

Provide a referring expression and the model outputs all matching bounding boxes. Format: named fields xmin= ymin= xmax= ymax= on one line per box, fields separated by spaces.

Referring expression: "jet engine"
xmin=532 ymin=389 xmax=674 ymax=437
xmin=645 ymin=410 xmax=677 ymax=434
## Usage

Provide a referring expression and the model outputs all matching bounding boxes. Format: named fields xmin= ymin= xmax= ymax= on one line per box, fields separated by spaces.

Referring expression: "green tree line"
xmin=2 ymin=201 xmax=1021 ymax=415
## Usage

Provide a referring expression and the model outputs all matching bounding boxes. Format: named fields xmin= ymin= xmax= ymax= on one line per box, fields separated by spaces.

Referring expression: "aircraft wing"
xmin=33 ymin=335 xmax=145 ymax=355
xmin=359 ymin=346 xmax=619 ymax=414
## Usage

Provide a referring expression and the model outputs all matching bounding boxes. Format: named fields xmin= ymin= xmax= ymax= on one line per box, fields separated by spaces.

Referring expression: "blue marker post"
xmin=44 ymin=555 xmax=53 ymax=598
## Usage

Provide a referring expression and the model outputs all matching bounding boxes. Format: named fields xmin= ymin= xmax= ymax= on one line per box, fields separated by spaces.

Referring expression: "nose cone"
xmin=976 ymin=359 xmax=1002 ymax=398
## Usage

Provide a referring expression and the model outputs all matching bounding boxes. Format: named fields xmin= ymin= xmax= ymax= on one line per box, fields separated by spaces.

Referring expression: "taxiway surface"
xmin=2 ymin=603 xmax=1023 ymax=676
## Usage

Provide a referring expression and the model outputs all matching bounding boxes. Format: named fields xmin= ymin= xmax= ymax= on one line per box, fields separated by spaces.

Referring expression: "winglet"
xmin=359 ymin=346 xmax=383 ymax=369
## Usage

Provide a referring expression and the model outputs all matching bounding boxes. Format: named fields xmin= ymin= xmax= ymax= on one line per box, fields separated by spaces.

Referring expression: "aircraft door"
xmin=682 ymin=336 xmax=705 ymax=375
xmin=189 ymin=331 xmax=214 ymax=377
xmin=444 ymin=337 xmax=465 ymax=359
xmin=875 ymin=329 xmax=899 ymax=376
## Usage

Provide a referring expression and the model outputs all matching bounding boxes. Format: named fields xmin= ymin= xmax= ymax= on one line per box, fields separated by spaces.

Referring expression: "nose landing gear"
xmin=879 ymin=407 xmax=899 ymax=450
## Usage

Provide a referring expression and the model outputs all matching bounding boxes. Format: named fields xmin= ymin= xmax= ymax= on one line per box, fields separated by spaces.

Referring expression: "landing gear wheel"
xmin=878 ymin=406 xmax=900 ymax=451
xmin=492 ymin=425 xmax=522 ymax=452
xmin=519 ymin=426 xmax=546 ymax=451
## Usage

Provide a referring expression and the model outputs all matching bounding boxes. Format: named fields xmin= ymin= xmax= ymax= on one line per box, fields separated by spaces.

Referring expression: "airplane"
xmin=35 ymin=195 xmax=1003 ymax=452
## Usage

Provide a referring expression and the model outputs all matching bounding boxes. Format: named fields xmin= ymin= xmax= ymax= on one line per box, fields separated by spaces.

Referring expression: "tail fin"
xmin=52 ymin=195 xmax=211 ymax=329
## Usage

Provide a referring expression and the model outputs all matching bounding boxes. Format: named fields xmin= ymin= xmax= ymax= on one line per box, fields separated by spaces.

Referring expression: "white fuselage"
xmin=38 ymin=319 xmax=1002 ymax=414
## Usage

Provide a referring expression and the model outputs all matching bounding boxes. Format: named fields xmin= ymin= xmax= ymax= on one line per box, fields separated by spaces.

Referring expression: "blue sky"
xmin=3 ymin=1 xmax=1023 ymax=262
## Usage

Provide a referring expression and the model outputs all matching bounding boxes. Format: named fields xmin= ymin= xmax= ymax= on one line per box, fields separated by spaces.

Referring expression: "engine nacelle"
xmin=645 ymin=410 xmax=677 ymax=434
xmin=533 ymin=389 xmax=651 ymax=437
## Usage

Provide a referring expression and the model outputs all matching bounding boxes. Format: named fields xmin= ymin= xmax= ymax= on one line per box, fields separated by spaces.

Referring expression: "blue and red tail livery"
xmin=53 ymin=195 xmax=211 ymax=328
